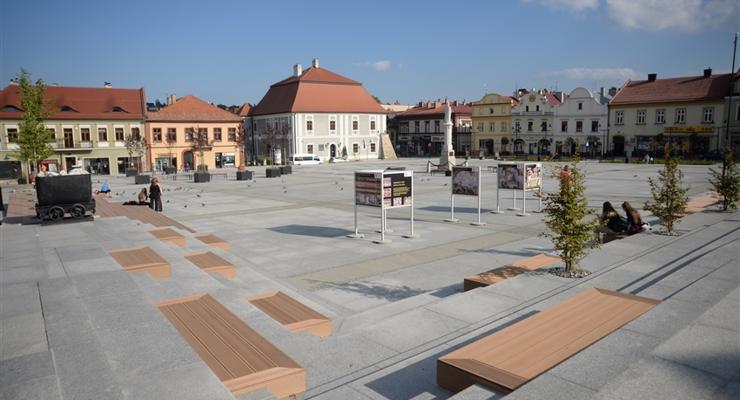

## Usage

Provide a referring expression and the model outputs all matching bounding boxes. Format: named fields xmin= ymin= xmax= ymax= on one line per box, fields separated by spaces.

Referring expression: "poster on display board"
xmin=525 ymin=163 xmax=542 ymax=190
xmin=452 ymin=167 xmax=479 ymax=196
xmin=355 ymin=171 xmax=383 ymax=207
xmin=383 ymin=171 xmax=413 ymax=208
xmin=498 ymin=163 xmax=523 ymax=190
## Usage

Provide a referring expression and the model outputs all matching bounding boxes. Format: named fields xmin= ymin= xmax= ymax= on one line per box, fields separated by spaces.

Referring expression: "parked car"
xmin=290 ymin=154 xmax=322 ymax=165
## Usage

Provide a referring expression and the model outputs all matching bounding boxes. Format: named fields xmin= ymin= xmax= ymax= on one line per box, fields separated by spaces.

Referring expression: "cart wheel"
xmin=70 ymin=205 xmax=85 ymax=218
xmin=48 ymin=207 xmax=65 ymax=221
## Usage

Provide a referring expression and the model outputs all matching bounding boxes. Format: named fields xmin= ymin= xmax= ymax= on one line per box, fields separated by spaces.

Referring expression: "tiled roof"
xmin=544 ymin=92 xmax=561 ymax=106
xmin=0 ymin=84 xmax=145 ymax=120
xmin=610 ymin=73 xmax=732 ymax=105
xmin=396 ymin=102 xmax=472 ymax=118
xmin=147 ymin=95 xmax=242 ymax=122
xmin=236 ymin=102 xmax=251 ymax=117
xmin=251 ymin=66 xmax=385 ymax=116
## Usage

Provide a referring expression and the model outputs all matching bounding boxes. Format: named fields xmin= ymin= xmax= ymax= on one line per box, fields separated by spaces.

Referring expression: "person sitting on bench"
xmin=601 ymin=201 xmax=628 ymax=233
xmin=623 ymin=201 xmax=646 ymax=234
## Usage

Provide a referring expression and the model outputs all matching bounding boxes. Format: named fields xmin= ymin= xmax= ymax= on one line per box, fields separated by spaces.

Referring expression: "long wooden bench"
xmin=464 ymin=253 xmax=560 ymax=291
xmin=149 ymin=227 xmax=186 ymax=247
xmin=94 ymin=195 xmax=195 ymax=232
xmin=195 ymin=234 xmax=230 ymax=251
xmin=156 ymin=294 xmax=305 ymax=398
xmin=437 ymin=288 xmax=659 ymax=393
xmin=184 ymin=251 xmax=237 ymax=279
xmin=246 ymin=291 xmax=332 ymax=338
xmin=109 ymin=246 xmax=171 ymax=278
xmin=685 ymin=192 xmax=719 ymax=214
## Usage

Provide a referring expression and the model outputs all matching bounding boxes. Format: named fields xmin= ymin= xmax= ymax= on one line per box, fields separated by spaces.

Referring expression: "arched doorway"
xmin=565 ymin=138 xmax=576 ymax=155
xmin=539 ymin=139 xmax=551 ymax=156
xmin=183 ymin=150 xmax=194 ymax=171
xmin=613 ymin=136 xmax=625 ymax=156
xmin=514 ymin=139 xmax=525 ymax=155
xmin=330 ymin=144 xmax=337 ymax=158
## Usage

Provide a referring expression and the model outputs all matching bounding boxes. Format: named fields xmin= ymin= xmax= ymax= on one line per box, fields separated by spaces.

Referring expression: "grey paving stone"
xmin=505 ymin=373 xmax=596 ymax=400
xmin=71 ymin=270 xmax=139 ymax=299
xmin=695 ymin=291 xmax=739 ymax=332
xmin=0 ymin=281 xmax=37 ymax=299
xmin=0 ymin=312 xmax=47 ymax=361
xmin=118 ymin=362 xmax=233 ymax=400
xmin=0 ymin=350 xmax=55 ymax=388
xmin=52 ymin=341 xmax=123 ymax=400
xmin=62 ymin=257 xmax=121 ymax=276
xmin=83 ymin=291 xmax=164 ymax=331
xmin=0 ymin=376 xmax=61 ymax=400
xmin=447 ymin=384 xmax=500 ymax=399
xmin=55 ymin=244 xmax=108 ymax=262
xmin=0 ymin=265 xmax=46 ymax=285
xmin=670 ymin=276 xmax=738 ymax=306
xmin=0 ymin=288 xmax=41 ymax=319
xmin=484 ymin=273 xmax=567 ymax=301
xmin=311 ymin=384 xmax=372 ymax=400
xmin=623 ymin=298 xmax=709 ymax=339
xmin=425 ymin=289 xmax=522 ymax=324
xmin=712 ymin=381 xmax=740 ymax=400
xmin=652 ymin=324 xmax=740 ymax=380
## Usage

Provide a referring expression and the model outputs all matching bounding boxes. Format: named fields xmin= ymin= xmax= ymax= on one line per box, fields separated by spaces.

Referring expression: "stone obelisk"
xmin=440 ymin=102 xmax=456 ymax=171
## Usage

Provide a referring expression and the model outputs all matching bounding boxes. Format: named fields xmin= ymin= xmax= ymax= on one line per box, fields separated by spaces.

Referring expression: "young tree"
xmin=644 ymin=152 xmax=688 ymax=234
xmin=709 ymin=146 xmax=739 ymax=211
xmin=190 ymin=127 xmax=211 ymax=171
xmin=14 ymin=69 xmax=53 ymax=179
xmin=542 ymin=159 xmax=601 ymax=273
xmin=123 ymin=133 xmax=147 ymax=171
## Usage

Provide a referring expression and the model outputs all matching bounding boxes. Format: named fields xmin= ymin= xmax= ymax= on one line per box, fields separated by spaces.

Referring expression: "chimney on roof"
xmin=293 ymin=63 xmax=303 ymax=77
xmin=608 ymin=87 xmax=618 ymax=97
xmin=167 ymin=94 xmax=176 ymax=106
xmin=600 ymin=87 xmax=605 ymax=97
xmin=104 ymin=82 xmax=112 ymax=88
xmin=312 ymin=58 xmax=320 ymax=68
xmin=648 ymin=73 xmax=657 ymax=82
xmin=703 ymin=68 xmax=712 ymax=78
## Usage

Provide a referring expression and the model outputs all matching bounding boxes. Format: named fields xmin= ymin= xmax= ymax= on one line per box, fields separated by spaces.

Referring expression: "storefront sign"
xmin=664 ymin=126 xmax=714 ymax=134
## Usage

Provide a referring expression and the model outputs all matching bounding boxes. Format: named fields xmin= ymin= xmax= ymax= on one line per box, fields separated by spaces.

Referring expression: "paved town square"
xmin=1 ymin=159 xmax=738 ymax=399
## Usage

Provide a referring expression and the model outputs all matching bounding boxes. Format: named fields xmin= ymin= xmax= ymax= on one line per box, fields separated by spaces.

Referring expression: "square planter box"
xmin=266 ymin=168 xmax=281 ymax=178
xmin=135 ymin=174 xmax=151 ymax=184
xmin=194 ymin=172 xmax=211 ymax=183
xmin=125 ymin=168 xmax=139 ymax=177
xmin=279 ymin=165 xmax=292 ymax=175
xmin=165 ymin=167 xmax=177 ymax=175
xmin=236 ymin=171 xmax=253 ymax=181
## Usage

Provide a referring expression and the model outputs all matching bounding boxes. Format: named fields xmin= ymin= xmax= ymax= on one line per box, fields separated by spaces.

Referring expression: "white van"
xmin=290 ymin=154 xmax=322 ymax=165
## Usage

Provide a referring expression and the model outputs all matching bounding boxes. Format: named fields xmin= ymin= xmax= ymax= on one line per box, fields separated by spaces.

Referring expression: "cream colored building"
xmin=471 ymin=93 xmax=516 ymax=157
xmin=511 ymin=89 xmax=562 ymax=155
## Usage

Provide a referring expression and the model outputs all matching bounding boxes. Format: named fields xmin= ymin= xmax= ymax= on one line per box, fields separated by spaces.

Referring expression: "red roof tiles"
xmin=610 ymin=73 xmax=732 ymax=105
xmin=0 ymin=85 xmax=145 ymax=120
xmin=251 ymin=66 xmax=385 ymax=116
xmin=147 ymin=95 xmax=242 ymax=122
xmin=396 ymin=102 xmax=472 ymax=118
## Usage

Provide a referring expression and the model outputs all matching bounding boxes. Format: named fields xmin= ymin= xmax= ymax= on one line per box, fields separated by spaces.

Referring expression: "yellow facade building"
xmin=471 ymin=93 xmax=516 ymax=157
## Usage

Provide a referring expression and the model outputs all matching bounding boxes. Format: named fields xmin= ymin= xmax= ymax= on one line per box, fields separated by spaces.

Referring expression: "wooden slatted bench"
xmin=156 ymin=294 xmax=306 ymax=398
xmin=184 ymin=251 xmax=237 ymax=279
xmin=246 ymin=291 xmax=332 ymax=338
xmin=437 ymin=288 xmax=660 ymax=393
xmin=149 ymin=227 xmax=186 ymax=247
xmin=195 ymin=234 xmax=230 ymax=251
xmin=94 ymin=195 xmax=195 ymax=233
xmin=109 ymin=246 xmax=171 ymax=278
xmin=685 ymin=192 xmax=719 ymax=214
xmin=464 ymin=253 xmax=561 ymax=291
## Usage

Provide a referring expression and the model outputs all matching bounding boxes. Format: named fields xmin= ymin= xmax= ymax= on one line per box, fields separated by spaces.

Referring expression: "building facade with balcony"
xmin=471 ymin=93 xmax=517 ymax=157
xmin=250 ymin=59 xmax=386 ymax=163
xmin=511 ymin=89 xmax=562 ymax=156
xmin=145 ymin=95 xmax=243 ymax=171
xmin=725 ymin=69 xmax=740 ymax=152
xmin=608 ymin=69 xmax=732 ymax=158
xmin=553 ymin=87 xmax=609 ymax=157
xmin=0 ymin=84 xmax=146 ymax=175
xmin=394 ymin=101 xmax=472 ymax=157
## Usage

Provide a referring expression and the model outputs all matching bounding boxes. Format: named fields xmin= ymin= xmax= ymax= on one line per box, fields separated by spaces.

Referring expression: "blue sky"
xmin=1 ymin=0 xmax=737 ymax=105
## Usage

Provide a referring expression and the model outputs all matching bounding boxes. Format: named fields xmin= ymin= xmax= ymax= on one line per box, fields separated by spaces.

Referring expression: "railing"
xmin=54 ymin=139 xmax=93 ymax=150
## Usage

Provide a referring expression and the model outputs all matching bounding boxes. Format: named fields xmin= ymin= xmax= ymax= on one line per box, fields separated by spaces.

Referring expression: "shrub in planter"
xmin=266 ymin=167 xmax=281 ymax=178
xmin=236 ymin=170 xmax=253 ymax=181
xmin=279 ymin=165 xmax=292 ymax=175
xmin=134 ymin=174 xmax=151 ymax=184
xmin=125 ymin=168 xmax=138 ymax=177
xmin=165 ymin=166 xmax=176 ymax=175
xmin=193 ymin=164 xmax=211 ymax=183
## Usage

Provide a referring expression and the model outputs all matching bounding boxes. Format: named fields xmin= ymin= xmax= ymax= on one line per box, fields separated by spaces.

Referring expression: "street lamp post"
xmin=511 ymin=124 xmax=521 ymax=155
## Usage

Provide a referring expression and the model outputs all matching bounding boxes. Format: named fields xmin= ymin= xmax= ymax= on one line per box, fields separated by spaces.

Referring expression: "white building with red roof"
xmin=393 ymin=101 xmax=472 ymax=157
xmin=249 ymin=59 xmax=386 ymax=163
xmin=511 ymin=89 xmax=562 ymax=156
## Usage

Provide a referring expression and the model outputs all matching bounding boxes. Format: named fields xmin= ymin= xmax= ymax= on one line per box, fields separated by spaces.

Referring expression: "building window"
xmin=227 ymin=128 xmax=236 ymax=141
xmin=477 ymin=122 xmax=484 ymax=132
xmin=306 ymin=118 xmax=313 ymax=131
xmin=578 ymin=102 xmax=583 ymax=110
xmin=424 ymin=121 xmax=430 ymax=133
xmin=536 ymin=105 xmax=540 ymax=112
xmin=655 ymin=109 xmax=665 ymax=124
xmin=212 ymin=128 xmax=222 ymax=141
xmin=185 ymin=128 xmax=194 ymax=141
xmin=527 ymin=121 xmax=533 ymax=131
xmin=198 ymin=128 xmax=208 ymax=141
xmin=501 ymin=121 xmax=507 ymax=132
xmin=370 ymin=143 xmax=376 ymax=152
xmin=131 ymin=127 xmax=140 ymax=140
xmin=370 ymin=119 xmax=376 ymax=130
xmin=703 ymin=107 xmax=714 ymax=123
xmin=615 ymin=111 xmax=624 ymax=125
xmin=46 ymin=128 xmax=55 ymax=142
xmin=736 ymin=104 xmax=740 ymax=121
xmin=525 ymin=106 xmax=529 ymax=112
xmin=353 ymin=143 xmax=359 ymax=153
xmin=541 ymin=120 xmax=547 ymax=132
xmin=98 ymin=127 xmax=107 ymax=141
xmin=7 ymin=128 xmax=18 ymax=142
xmin=676 ymin=108 xmax=686 ymax=124
xmin=307 ymin=144 xmax=313 ymax=153
xmin=167 ymin=128 xmax=176 ymax=142
xmin=576 ymin=121 xmax=583 ymax=132
xmin=352 ymin=117 xmax=359 ymax=131
xmin=329 ymin=116 xmax=336 ymax=132
xmin=489 ymin=122 xmax=495 ymax=132
xmin=414 ymin=121 xmax=420 ymax=132
xmin=591 ymin=120 xmax=598 ymax=133
xmin=153 ymin=128 xmax=162 ymax=142
xmin=115 ymin=127 xmax=124 ymax=141
xmin=561 ymin=121 xmax=568 ymax=132
xmin=435 ymin=120 xmax=440 ymax=131
xmin=637 ymin=110 xmax=646 ymax=125
xmin=81 ymin=128 xmax=91 ymax=141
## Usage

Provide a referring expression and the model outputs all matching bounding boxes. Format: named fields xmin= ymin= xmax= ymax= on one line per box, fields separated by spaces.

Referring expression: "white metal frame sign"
xmin=351 ymin=169 xmax=416 ymax=243
xmin=446 ymin=166 xmax=484 ymax=225
xmin=493 ymin=162 xmax=542 ymax=216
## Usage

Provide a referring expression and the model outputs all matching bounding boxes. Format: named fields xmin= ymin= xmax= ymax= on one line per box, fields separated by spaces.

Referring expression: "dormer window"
xmin=2 ymin=105 xmax=21 ymax=112
xmin=60 ymin=105 xmax=75 ymax=112
xmin=111 ymin=106 xmax=126 ymax=112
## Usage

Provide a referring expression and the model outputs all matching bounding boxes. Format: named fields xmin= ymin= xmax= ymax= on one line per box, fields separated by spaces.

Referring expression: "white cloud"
xmin=543 ymin=67 xmax=641 ymax=81
xmin=523 ymin=0 xmax=598 ymax=11
xmin=358 ymin=60 xmax=392 ymax=71
xmin=605 ymin=0 xmax=739 ymax=32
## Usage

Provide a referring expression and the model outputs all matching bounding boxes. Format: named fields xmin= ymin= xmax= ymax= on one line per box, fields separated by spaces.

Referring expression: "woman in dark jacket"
xmin=149 ymin=177 xmax=162 ymax=212
xmin=601 ymin=201 xmax=628 ymax=233
xmin=623 ymin=201 xmax=644 ymax=234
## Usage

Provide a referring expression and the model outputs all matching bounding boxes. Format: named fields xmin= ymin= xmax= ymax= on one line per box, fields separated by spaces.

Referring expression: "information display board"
xmin=355 ymin=171 xmax=382 ymax=207
xmin=452 ymin=167 xmax=480 ymax=196
xmin=525 ymin=163 xmax=542 ymax=190
xmin=498 ymin=163 xmax=523 ymax=190
xmin=383 ymin=171 xmax=413 ymax=208
xmin=352 ymin=169 xmax=417 ymax=243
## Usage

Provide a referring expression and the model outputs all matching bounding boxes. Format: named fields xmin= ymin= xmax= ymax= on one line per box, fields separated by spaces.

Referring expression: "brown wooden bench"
xmin=437 ymin=288 xmax=659 ymax=393
xmin=156 ymin=293 xmax=305 ymax=398
xmin=195 ymin=234 xmax=230 ymax=251
xmin=109 ymin=246 xmax=171 ymax=278
xmin=148 ymin=227 xmax=186 ymax=247
xmin=95 ymin=195 xmax=195 ymax=232
xmin=595 ymin=226 xmax=630 ymax=244
xmin=246 ymin=291 xmax=332 ymax=338
xmin=464 ymin=253 xmax=560 ymax=291
xmin=685 ymin=192 xmax=719 ymax=214
xmin=184 ymin=251 xmax=237 ymax=279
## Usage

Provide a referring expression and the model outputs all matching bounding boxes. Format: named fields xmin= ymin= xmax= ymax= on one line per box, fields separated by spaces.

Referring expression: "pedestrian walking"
xmin=149 ymin=177 xmax=162 ymax=212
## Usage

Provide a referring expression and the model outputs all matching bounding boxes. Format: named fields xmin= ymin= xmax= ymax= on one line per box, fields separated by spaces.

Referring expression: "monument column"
xmin=440 ymin=102 xmax=456 ymax=170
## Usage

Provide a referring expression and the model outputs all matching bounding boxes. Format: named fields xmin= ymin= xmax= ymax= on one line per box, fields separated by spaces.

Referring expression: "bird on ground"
xmin=166 ymin=200 xmax=170 ymax=203
xmin=196 ymin=194 xmax=201 ymax=197
xmin=184 ymin=205 xmax=188 ymax=208
xmin=201 ymin=203 xmax=206 ymax=207
xmin=340 ymin=187 xmax=344 ymax=191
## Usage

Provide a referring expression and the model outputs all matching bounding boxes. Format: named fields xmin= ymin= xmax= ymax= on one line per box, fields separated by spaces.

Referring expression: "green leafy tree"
xmin=709 ymin=146 xmax=740 ymax=211
xmin=542 ymin=159 xmax=601 ymax=272
xmin=123 ymin=132 xmax=147 ymax=171
xmin=13 ymin=69 xmax=53 ymax=179
xmin=644 ymin=152 xmax=688 ymax=233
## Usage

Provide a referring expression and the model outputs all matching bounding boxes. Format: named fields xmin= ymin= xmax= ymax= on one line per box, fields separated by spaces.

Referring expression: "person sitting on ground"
xmin=137 ymin=188 xmax=149 ymax=205
xmin=601 ymin=201 xmax=628 ymax=233
xmin=622 ymin=201 xmax=645 ymax=234
xmin=95 ymin=181 xmax=111 ymax=196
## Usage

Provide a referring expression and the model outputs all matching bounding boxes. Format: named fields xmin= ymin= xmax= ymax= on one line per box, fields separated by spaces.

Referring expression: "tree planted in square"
xmin=645 ymin=152 xmax=688 ymax=234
